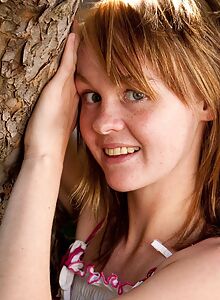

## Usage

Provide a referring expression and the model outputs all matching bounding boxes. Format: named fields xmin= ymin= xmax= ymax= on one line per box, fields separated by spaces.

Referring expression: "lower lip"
xmin=102 ymin=151 xmax=139 ymax=165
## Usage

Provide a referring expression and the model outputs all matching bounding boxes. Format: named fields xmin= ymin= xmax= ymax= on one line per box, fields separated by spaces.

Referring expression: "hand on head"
xmin=24 ymin=33 xmax=80 ymax=162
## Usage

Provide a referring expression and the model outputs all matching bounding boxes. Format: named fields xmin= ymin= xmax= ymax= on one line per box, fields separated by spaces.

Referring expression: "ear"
xmin=197 ymin=101 xmax=214 ymax=121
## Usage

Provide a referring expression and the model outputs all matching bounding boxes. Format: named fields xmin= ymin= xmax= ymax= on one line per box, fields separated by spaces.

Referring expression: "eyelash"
xmin=81 ymin=91 xmax=101 ymax=104
xmin=123 ymin=90 xmax=147 ymax=102
xmin=80 ymin=90 xmax=148 ymax=104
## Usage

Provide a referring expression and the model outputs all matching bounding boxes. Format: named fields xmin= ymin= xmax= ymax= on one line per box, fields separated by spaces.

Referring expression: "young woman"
xmin=0 ymin=0 xmax=220 ymax=299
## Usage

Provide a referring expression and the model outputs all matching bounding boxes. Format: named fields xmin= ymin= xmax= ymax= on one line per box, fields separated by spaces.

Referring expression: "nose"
xmin=92 ymin=104 xmax=125 ymax=135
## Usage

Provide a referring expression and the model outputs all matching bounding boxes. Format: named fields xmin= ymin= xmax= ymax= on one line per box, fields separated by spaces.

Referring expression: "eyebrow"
xmin=75 ymin=72 xmax=91 ymax=85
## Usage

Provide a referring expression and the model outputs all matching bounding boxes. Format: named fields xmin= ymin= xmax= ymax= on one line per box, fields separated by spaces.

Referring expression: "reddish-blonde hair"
xmin=73 ymin=0 xmax=220 ymax=268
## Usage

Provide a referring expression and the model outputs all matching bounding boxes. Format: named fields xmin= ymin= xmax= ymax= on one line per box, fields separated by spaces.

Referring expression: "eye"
xmin=124 ymin=90 xmax=146 ymax=102
xmin=81 ymin=92 xmax=101 ymax=104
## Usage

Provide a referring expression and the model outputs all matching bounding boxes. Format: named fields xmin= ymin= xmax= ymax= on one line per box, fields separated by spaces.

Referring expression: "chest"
xmin=84 ymin=239 xmax=167 ymax=284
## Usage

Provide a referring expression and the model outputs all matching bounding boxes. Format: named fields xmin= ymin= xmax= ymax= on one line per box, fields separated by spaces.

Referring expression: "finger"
xmin=71 ymin=19 xmax=80 ymax=34
xmin=55 ymin=33 xmax=80 ymax=82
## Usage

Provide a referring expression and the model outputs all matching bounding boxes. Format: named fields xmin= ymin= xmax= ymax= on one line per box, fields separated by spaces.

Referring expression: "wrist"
xmin=24 ymin=152 xmax=64 ymax=166
xmin=23 ymin=154 xmax=64 ymax=175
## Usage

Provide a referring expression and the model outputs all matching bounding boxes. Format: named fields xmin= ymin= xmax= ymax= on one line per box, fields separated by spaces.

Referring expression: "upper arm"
xmin=114 ymin=238 xmax=220 ymax=300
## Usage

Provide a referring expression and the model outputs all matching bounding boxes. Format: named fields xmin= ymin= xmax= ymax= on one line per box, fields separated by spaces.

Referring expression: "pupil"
xmin=133 ymin=92 xmax=143 ymax=100
xmin=92 ymin=93 xmax=101 ymax=102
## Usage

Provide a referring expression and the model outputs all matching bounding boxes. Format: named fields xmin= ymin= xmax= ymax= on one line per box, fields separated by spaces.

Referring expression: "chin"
xmin=106 ymin=178 xmax=140 ymax=192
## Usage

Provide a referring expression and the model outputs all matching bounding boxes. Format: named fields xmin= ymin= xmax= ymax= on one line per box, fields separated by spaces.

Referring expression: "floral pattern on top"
xmin=59 ymin=240 xmax=157 ymax=297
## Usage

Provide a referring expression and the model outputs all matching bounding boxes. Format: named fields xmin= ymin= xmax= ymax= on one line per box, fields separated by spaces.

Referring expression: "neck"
xmin=126 ymin=171 xmax=197 ymax=248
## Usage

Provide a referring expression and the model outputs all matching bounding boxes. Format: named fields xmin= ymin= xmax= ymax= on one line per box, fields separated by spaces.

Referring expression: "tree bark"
xmin=0 ymin=0 xmax=79 ymax=224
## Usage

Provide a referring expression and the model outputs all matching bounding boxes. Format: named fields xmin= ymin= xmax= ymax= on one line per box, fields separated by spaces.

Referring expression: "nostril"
xmin=92 ymin=120 xmax=124 ymax=135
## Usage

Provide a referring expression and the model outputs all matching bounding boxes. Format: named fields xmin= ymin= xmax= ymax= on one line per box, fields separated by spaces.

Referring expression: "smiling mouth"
xmin=104 ymin=146 xmax=140 ymax=157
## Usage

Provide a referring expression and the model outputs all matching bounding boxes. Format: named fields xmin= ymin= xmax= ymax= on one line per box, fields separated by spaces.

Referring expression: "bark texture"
xmin=0 ymin=0 xmax=79 ymax=223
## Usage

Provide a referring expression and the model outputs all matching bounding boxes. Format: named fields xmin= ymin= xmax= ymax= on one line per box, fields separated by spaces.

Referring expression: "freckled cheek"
xmin=128 ymin=110 xmax=159 ymax=142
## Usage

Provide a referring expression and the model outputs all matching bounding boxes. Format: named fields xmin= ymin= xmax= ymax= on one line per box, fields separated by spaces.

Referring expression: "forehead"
xmin=77 ymin=41 xmax=158 ymax=86
xmin=75 ymin=42 xmax=193 ymax=104
xmin=76 ymin=42 xmax=117 ymax=89
xmin=77 ymin=42 xmax=102 ymax=72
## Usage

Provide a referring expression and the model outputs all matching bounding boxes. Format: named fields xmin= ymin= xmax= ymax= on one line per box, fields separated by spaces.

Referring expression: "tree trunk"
xmin=0 ymin=0 xmax=79 ymax=223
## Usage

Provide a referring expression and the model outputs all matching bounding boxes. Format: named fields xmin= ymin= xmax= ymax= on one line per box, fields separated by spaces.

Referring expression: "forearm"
xmin=0 ymin=156 xmax=63 ymax=300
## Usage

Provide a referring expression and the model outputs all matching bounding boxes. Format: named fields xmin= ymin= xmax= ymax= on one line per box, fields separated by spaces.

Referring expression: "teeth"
xmin=127 ymin=147 xmax=135 ymax=154
xmin=109 ymin=148 xmax=114 ymax=156
xmin=121 ymin=147 xmax=127 ymax=154
xmin=113 ymin=148 xmax=121 ymax=155
xmin=104 ymin=146 xmax=139 ymax=156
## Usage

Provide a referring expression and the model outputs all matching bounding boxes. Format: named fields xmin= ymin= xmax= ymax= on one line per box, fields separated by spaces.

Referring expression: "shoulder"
xmin=116 ymin=238 xmax=220 ymax=300
xmin=75 ymin=205 xmax=98 ymax=241
xmin=75 ymin=199 xmax=105 ymax=242
xmin=152 ymin=238 xmax=220 ymax=299
xmin=156 ymin=237 xmax=220 ymax=278
xmin=163 ymin=237 xmax=220 ymax=266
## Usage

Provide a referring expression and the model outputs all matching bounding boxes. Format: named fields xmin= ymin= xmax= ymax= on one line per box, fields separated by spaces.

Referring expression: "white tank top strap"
xmin=151 ymin=239 xmax=173 ymax=258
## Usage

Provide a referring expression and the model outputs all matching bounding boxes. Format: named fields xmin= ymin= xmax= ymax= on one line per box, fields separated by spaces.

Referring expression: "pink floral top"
xmin=59 ymin=224 xmax=172 ymax=300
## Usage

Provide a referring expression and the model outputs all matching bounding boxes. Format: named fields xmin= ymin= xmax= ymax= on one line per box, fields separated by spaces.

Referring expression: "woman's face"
xmin=75 ymin=43 xmax=205 ymax=192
